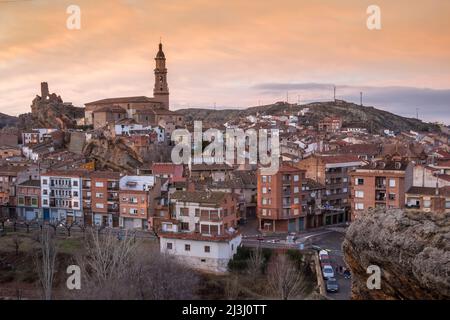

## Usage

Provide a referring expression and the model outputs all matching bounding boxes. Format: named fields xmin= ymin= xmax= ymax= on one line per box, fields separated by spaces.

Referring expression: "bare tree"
xmin=35 ymin=226 xmax=58 ymax=300
xmin=267 ymin=254 xmax=306 ymax=300
xmin=247 ymin=247 xmax=264 ymax=279
xmin=72 ymin=229 xmax=198 ymax=300
xmin=11 ymin=234 xmax=22 ymax=256
xmin=60 ymin=219 xmax=76 ymax=237
xmin=224 ymin=274 xmax=240 ymax=300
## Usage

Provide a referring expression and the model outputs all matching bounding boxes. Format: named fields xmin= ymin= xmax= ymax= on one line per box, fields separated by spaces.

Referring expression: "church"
xmin=84 ymin=42 xmax=184 ymax=130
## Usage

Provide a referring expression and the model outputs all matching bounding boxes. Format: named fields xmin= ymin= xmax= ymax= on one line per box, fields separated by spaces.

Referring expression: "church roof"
xmin=85 ymin=96 xmax=160 ymax=106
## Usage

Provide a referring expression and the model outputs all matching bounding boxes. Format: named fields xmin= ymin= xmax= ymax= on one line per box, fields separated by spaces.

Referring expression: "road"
xmin=241 ymin=221 xmax=351 ymax=300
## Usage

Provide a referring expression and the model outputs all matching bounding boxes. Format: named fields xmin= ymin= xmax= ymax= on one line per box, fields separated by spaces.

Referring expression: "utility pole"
xmin=333 ymin=86 xmax=336 ymax=102
xmin=360 ymin=92 xmax=363 ymax=106
xmin=286 ymin=91 xmax=289 ymax=104
xmin=416 ymin=108 xmax=419 ymax=120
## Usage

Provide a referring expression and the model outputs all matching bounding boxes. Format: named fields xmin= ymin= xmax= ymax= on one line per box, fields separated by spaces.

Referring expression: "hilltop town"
xmin=0 ymin=42 xmax=449 ymax=300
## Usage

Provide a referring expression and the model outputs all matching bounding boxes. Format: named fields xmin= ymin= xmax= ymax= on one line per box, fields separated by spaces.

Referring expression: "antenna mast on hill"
xmin=333 ymin=86 xmax=336 ymax=102
xmin=416 ymin=108 xmax=419 ymax=120
xmin=360 ymin=92 xmax=363 ymax=106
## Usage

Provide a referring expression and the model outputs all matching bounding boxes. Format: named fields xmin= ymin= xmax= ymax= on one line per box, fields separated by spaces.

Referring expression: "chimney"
xmin=41 ymin=82 xmax=49 ymax=98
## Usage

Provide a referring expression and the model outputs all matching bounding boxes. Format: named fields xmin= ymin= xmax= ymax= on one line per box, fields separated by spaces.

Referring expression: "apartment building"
xmin=159 ymin=190 xmax=241 ymax=273
xmin=295 ymin=154 xmax=365 ymax=225
xmin=301 ymin=178 xmax=326 ymax=229
xmin=90 ymin=171 xmax=121 ymax=227
xmin=318 ymin=117 xmax=342 ymax=133
xmin=0 ymin=165 xmax=25 ymax=217
xmin=16 ymin=180 xmax=41 ymax=221
xmin=405 ymin=186 xmax=450 ymax=213
xmin=257 ymin=164 xmax=305 ymax=233
xmin=119 ymin=175 xmax=161 ymax=230
xmin=349 ymin=157 xmax=411 ymax=220
xmin=40 ymin=170 xmax=86 ymax=222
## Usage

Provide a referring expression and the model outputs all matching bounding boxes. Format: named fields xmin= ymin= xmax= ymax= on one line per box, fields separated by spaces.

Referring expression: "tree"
xmin=35 ymin=226 xmax=58 ymax=300
xmin=11 ymin=234 xmax=22 ymax=256
xmin=72 ymin=229 xmax=198 ymax=300
xmin=60 ymin=219 xmax=76 ymax=237
xmin=247 ymin=247 xmax=264 ymax=279
xmin=267 ymin=253 xmax=306 ymax=300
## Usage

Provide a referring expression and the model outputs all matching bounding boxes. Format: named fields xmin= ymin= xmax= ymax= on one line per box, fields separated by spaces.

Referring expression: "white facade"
xmin=160 ymin=234 xmax=242 ymax=273
xmin=40 ymin=174 xmax=83 ymax=221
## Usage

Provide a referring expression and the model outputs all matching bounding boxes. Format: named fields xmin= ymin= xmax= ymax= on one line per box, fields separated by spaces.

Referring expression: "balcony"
xmin=199 ymin=214 xmax=221 ymax=222
xmin=107 ymin=182 xmax=119 ymax=190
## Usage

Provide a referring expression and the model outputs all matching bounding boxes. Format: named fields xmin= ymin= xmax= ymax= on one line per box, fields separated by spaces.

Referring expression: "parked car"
xmin=326 ymin=278 xmax=339 ymax=293
xmin=320 ymin=258 xmax=332 ymax=267
xmin=319 ymin=249 xmax=329 ymax=260
xmin=322 ymin=264 xmax=335 ymax=279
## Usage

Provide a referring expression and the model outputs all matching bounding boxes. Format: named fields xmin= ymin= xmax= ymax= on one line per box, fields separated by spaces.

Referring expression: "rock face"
xmin=343 ymin=209 xmax=450 ymax=300
xmin=83 ymin=134 xmax=143 ymax=172
xmin=19 ymin=82 xmax=84 ymax=130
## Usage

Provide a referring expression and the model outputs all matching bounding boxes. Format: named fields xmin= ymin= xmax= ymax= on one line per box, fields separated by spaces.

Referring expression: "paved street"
xmin=241 ymin=218 xmax=351 ymax=300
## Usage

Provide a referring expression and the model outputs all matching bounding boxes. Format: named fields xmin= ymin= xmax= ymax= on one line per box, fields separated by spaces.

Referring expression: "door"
xmin=288 ymin=219 xmax=296 ymax=232
xmin=43 ymin=208 xmax=50 ymax=221
xmin=298 ymin=217 xmax=305 ymax=231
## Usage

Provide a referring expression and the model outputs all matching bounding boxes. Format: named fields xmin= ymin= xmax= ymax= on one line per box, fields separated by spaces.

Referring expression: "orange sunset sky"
xmin=1 ymin=0 xmax=449 ymax=122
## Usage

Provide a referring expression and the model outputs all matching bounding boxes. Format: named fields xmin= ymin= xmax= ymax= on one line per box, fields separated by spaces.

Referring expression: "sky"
xmin=0 ymin=0 xmax=449 ymax=123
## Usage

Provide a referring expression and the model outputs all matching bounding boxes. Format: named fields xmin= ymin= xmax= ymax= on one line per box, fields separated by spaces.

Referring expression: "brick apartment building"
xmin=16 ymin=179 xmax=41 ymax=221
xmin=349 ymin=156 xmax=411 ymax=220
xmin=257 ymin=164 xmax=305 ymax=233
xmin=405 ymin=186 xmax=450 ymax=213
xmin=119 ymin=175 xmax=161 ymax=230
xmin=89 ymin=171 xmax=121 ymax=227
xmin=318 ymin=117 xmax=342 ymax=133
xmin=295 ymin=154 xmax=365 ymax=225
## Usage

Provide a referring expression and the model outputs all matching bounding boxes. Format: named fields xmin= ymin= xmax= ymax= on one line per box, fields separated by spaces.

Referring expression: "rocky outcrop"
xmin=83 ymin=134 xmax=143 ymax=172
xmin=343 ymin=209 xmax=449 ymax=300
xmin=19 ymin=82 xmax=84 ymax=130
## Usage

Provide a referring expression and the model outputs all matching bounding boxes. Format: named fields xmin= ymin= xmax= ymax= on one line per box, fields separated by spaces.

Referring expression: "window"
xmin=95 ymin=193 xmax=103 ymax=198
xmin=18 ymin=196 xmax=24 ymax=205
xmin=166 ymin=243 xmax=173 ymax=250
xmin=343 ymin=177 xmax=348 ymax=183
xmin=195 ymin=208 xmax=200 ymax=217
xmin=294 ymin=186 xmax=299 ymax=193
xmin=180 ymin=207 xmax=189 ymax=216
xmin=355 ymin=203 xmax=364 ymax=210
xmin=389 ymin=193 xmax=396 ymax=200
xmin=355 ymin=191 xmax=364 ymax=198
xmin=31 ymin=198 xmax=38 ymax=206
xmin=262 ymin=209 xmax=267 ymax=216
xmin=355 ymin=178 xmax=364 ymax=185
xmin=445 ymin=201 xmax=450 ymax=209
xmin=130 ymin=208 xmax=138 ymax=214
xmin=185 ymin=244 xmax=190 ymax=251
xmin=262 ymin=187 xmax=267 ymax=194
xmin=43 ymin=189 xmax=48 ymax=195
xmin=43 ymin=199 xmax=48 ymax=205
xmin=262 ymin=176 xmax=267 ymax=183
xmin=73 ymin=191 xmax=79 ymax=197
xmin=389 ymin=179 xmax=396 ymax=187
xmin=294 ymin=208 xmax=299 ymax=215
xmin=204 ymin=246 xmax=210 ymax=253
xmin=294 ymin=175 xmax=299 ymax=182
xmin=73 ymin=201 xmax=79 ymax=208
xmin=95 ymin=182 xmax=104 ymax=187
xmin=342 ymin=187 xmax=348 ymax=193
xmin=96 ymin=203 xmax=104 ymax=209
xmin=423 ymin=200 xmax=431 ymax=208
xmin=73 ymin=180 xmax=78 ymax=187
xmin=43 ymin=179 xmax=48 ymax=185
xmin=294 ymin=197 xmax=299 ymax=204
xmin=181 ymin=222 xmax=189 ymax=230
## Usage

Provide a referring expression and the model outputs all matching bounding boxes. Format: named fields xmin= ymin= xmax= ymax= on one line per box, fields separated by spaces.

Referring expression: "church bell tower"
xmin=153 ymin=42 xmax=169 ymax=109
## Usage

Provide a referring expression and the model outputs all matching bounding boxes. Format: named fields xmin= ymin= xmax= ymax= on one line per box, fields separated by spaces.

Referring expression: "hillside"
xmin=177 ymin=100 xmax=440 ymax=133
xmin=0 ymin=113 xmax=18 ymax=129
